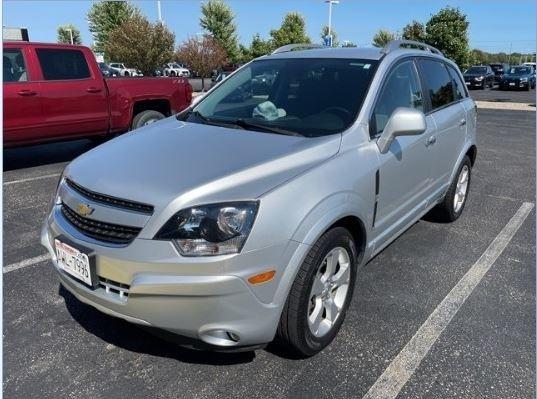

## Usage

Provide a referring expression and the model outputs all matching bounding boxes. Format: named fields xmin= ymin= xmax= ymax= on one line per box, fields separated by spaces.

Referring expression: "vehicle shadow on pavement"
xmin=59 ymin=285 xmax=256 ymax=366
xmin=4 ymin=139 xmax=97 ymax=171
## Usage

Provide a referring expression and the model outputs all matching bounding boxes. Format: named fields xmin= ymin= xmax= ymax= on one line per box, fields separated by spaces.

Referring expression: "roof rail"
xmin=272 ymin=43 xmax=325 ymax=55
xmin=382 ymin=40 xmax=444 ymax=57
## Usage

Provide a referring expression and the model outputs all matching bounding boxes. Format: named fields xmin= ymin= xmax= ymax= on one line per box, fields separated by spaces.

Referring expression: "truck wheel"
xmin=170 ymin=71 xmax=176 ymax=77
xmin=132 ymin=110 xmax=165 ymax=130
xmin=124 ymin=71 xmax=130 ymax=77
xmin=431 ymin=156 xmax=472 ymax=222
xmin=276 ymin=227 xmax=357 ymax=357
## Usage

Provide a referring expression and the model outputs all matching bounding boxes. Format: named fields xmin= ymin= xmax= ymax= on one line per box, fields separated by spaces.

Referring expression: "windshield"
xmin=508 ymin=67 xmax=531 ymax=75
xmin=189 ymin=58 xmax=378 ymax=137
xmin=466 ymin=67 xmax=487 ymax=74
xmin=170 ymin=63 xmax=181 ymax=68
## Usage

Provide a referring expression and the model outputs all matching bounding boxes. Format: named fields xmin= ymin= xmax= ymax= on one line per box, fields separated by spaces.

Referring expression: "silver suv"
xmin=42 ymin=40 xmax=477 ymax=356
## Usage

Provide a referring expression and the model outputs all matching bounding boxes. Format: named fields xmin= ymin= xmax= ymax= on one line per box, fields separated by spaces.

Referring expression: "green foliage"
xmin=425 ymin=7 xmax=470 ymax=69
xmin=402 ymin=21 xmax=426 ymax=42
xmin=372 ymin=29 xmax=395 ymax=48
xmin=270 ymin=12 xmax=311 ymax=48
xmin=57 ymin=24 xmax=82 ymax=45
xmin=469 ymin=49 xmax=536 ymax=66
xmin=249 ymin=33 xmax=274 ymax=58
xmin=321 ymin=25 xmax=339 ymax=47
xmin=200 ymin=0 xmax=239 ymax=63
xmin=105 ymin=14 xmax=175 ymax=76
xmin=87 ymin=1 xmax=139 ymax=55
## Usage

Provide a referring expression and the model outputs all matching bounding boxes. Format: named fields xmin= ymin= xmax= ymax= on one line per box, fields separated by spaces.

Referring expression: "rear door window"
xmin=446 ymin=64 xmax=467 ymax=100
xmin=418 ymin=59 xmax=455 ymax=111
xmin=36 ymin=49 xmax=90 ymax=80
xmin=3 ymin=48 xmax=28 ymax=82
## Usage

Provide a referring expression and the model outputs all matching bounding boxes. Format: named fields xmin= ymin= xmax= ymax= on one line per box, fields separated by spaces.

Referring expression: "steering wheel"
xmin=321 ymin=106 xmax=351 ymax=121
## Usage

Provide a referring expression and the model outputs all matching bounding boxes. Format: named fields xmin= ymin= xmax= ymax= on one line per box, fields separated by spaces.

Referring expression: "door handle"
xmin=17 ymin=89 xmax=37 ymax=96
xmin=425 ymin=136 xmax=437 ymax=147
xmin=459 ymin=119 xmax=467 ymax=127
xmin=86 ymin=87 xmax=102 ymax=93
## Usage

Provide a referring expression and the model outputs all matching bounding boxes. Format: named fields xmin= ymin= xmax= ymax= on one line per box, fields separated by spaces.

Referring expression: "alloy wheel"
xmin=307 ymin=247 xmax=351 ymax=338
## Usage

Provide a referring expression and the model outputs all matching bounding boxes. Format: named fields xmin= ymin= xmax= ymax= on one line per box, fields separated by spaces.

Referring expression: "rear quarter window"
xmin=418 ymin=59 xmax=455 ymax=111
xmin=36 ymin=49 xmax=90 ymax=80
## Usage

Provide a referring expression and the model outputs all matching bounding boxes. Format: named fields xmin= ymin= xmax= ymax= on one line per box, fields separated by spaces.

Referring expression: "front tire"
xmin=431 ymin=155 xmax=472 ymax=222
xmin=276 ymin=227 xmax=358 ymax=357
xmin=131 ymin=110 xmax=165 ymax=130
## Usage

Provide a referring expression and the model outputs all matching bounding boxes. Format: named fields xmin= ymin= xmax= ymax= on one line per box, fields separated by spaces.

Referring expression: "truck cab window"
xmin=36 ymin=49 xmax=90 ymax=80
xmin=3 ymin=49 xmax=28 ymax=82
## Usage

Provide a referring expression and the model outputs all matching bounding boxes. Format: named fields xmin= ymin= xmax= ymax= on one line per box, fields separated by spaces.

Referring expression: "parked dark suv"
xmin=463 ymin=65 xmax=495 ymax=89
xmin=500 ymin=65 xmax=536 ymax=91
xmin=489 ymin=63 xmax=510 ymax=84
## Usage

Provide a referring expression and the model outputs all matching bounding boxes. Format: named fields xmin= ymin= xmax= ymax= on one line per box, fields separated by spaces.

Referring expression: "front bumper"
xmin=500 ymin=80 xmax=529 ymax=90
xmin=464 ymin=79 xmax=486 ymax=88
xmin=41 ymin=205 xmax=304 ymax=348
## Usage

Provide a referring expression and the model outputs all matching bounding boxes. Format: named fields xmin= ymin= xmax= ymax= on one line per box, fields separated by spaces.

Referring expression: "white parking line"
xmin=362 ymin=202 xmax=534 ymax=399
xmin=3 ymin=254 xmax=51 ymax=274
xmin=3 ymin=173 xmax=61 ymax=186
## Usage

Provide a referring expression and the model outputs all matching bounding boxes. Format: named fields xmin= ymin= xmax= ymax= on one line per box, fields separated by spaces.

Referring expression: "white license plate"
xmin=55 ymin=239 xmax=92 ymax=286
xmin=509 ymin=82 xmax=515 ymax=86
xmin=465 ymin=82 xmax=470 ymax=85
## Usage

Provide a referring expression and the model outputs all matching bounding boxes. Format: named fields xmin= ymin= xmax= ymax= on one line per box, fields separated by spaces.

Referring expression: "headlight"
xmin=155 ymin=201 xmax=259 ymax=256
xmin=475 ymin=76 xmax=484 ymax=81
xmin=520 ymin=77 xmax=528 ymax=82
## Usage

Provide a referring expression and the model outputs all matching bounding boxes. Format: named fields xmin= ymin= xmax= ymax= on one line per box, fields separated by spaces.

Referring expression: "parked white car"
xmin=108 ymin=63 xmax=141 ymax=77
xmin=164 ymin=63 xmax=190 ymax=77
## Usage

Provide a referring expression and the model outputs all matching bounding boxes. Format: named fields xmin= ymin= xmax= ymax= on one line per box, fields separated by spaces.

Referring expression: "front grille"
xmin=61 ymin=203 xmax=141 ymax=244
xmin=65 ymin=179 xmax=154 ymax=214
xmin=99 ymin=277 xmax=130 ymax=301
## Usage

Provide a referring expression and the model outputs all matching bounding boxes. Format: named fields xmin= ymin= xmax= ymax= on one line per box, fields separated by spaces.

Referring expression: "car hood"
xmin=64 ymin=117 xmax=341 ymax=212
xmin=504 ymin=74 xmax=530 ymax=79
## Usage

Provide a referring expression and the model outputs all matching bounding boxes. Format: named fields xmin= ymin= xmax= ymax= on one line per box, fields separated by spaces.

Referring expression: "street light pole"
xmin=324 ymin=0 xmax=339 ymax=46
xmin=157 ymin=0 xmax=163 ymax=23
xmin=66 ymin=28 xmax=73 ymax=45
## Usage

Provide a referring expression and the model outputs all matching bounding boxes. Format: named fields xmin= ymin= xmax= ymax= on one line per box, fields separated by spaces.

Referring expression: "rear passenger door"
xmin=34 ymin=47 xmax=109 ymax=139
xmin=417 ymin=58 xmax=466 ymax=193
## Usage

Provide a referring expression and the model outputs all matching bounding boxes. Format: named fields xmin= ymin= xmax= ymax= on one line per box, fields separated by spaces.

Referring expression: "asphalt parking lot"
xmin=3 ymin=109 xmax=535 ymax=398
xmin=469 ymin=85 xmax=536 ymax=104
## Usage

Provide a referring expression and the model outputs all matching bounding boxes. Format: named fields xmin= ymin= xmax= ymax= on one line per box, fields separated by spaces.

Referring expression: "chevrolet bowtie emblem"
xmin=76 ymin=203 xmax=95 ymax=217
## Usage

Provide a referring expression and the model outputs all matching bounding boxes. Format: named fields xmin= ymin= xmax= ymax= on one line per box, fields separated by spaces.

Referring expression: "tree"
xmin=249 ymin=33 xmax=274 ymax=58
xmin=321 ymin=25 xmax=339 ymax=47
xmin=200 ymin=0 xmax=239 ymax=63
xmin=105 ymin=14 xmax=174 ymax=76
xmin=57 ymin=24 xmax=82 ymax=45
xmin=372 ymin=29 xmax=395 ymax=48
xmin=176 ymin=35 xmax=227 ymax=90
xmin=402 ymin=21 xmax=426 ymax=42
xmin=87 ymin=1 xmax=139 ymax=54
xmin=270 ymin=12 xmax=311 ymax=48
xmin=425 ymin=7 xmax=470 ymax=69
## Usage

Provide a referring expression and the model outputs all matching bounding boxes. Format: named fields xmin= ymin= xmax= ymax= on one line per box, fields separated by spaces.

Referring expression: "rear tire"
xmin=131 ymin=110 xmax=165 ymax=130
xmin=431 ymin=156 xmax=472 ymax=222
xmin=276 ymin=227 xmax=358 ymax=357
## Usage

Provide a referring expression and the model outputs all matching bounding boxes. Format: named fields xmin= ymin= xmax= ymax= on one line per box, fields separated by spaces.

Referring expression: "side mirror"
xmin=377 ymin=108 xmax=426 ymax=154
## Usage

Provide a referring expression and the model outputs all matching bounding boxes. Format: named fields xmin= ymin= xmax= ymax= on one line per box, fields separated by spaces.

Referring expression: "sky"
xmin=2 ymin=0 xmax=536 ymax=54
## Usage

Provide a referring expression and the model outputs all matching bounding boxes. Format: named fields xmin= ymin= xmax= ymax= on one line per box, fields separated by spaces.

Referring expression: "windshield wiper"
xmin=184 ymin=110 xmax=241 ymax=129
xmin=231 ymin=119 xmax=304 ymax=137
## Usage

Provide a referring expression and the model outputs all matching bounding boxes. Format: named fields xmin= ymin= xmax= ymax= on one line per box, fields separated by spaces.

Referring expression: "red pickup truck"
xmin=3 ymin=42 xmax=192 ymax=147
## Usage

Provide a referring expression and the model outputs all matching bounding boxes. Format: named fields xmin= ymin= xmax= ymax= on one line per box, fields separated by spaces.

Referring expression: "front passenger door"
xmin=371 ymin=59 xmax=435 ymax=242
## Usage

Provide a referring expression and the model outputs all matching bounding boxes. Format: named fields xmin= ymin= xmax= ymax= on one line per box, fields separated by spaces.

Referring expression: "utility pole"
xmin=157 ymin=0 xmax=163 ymax=23
xmin=324 ymin=0 xmax=339 ymax=46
